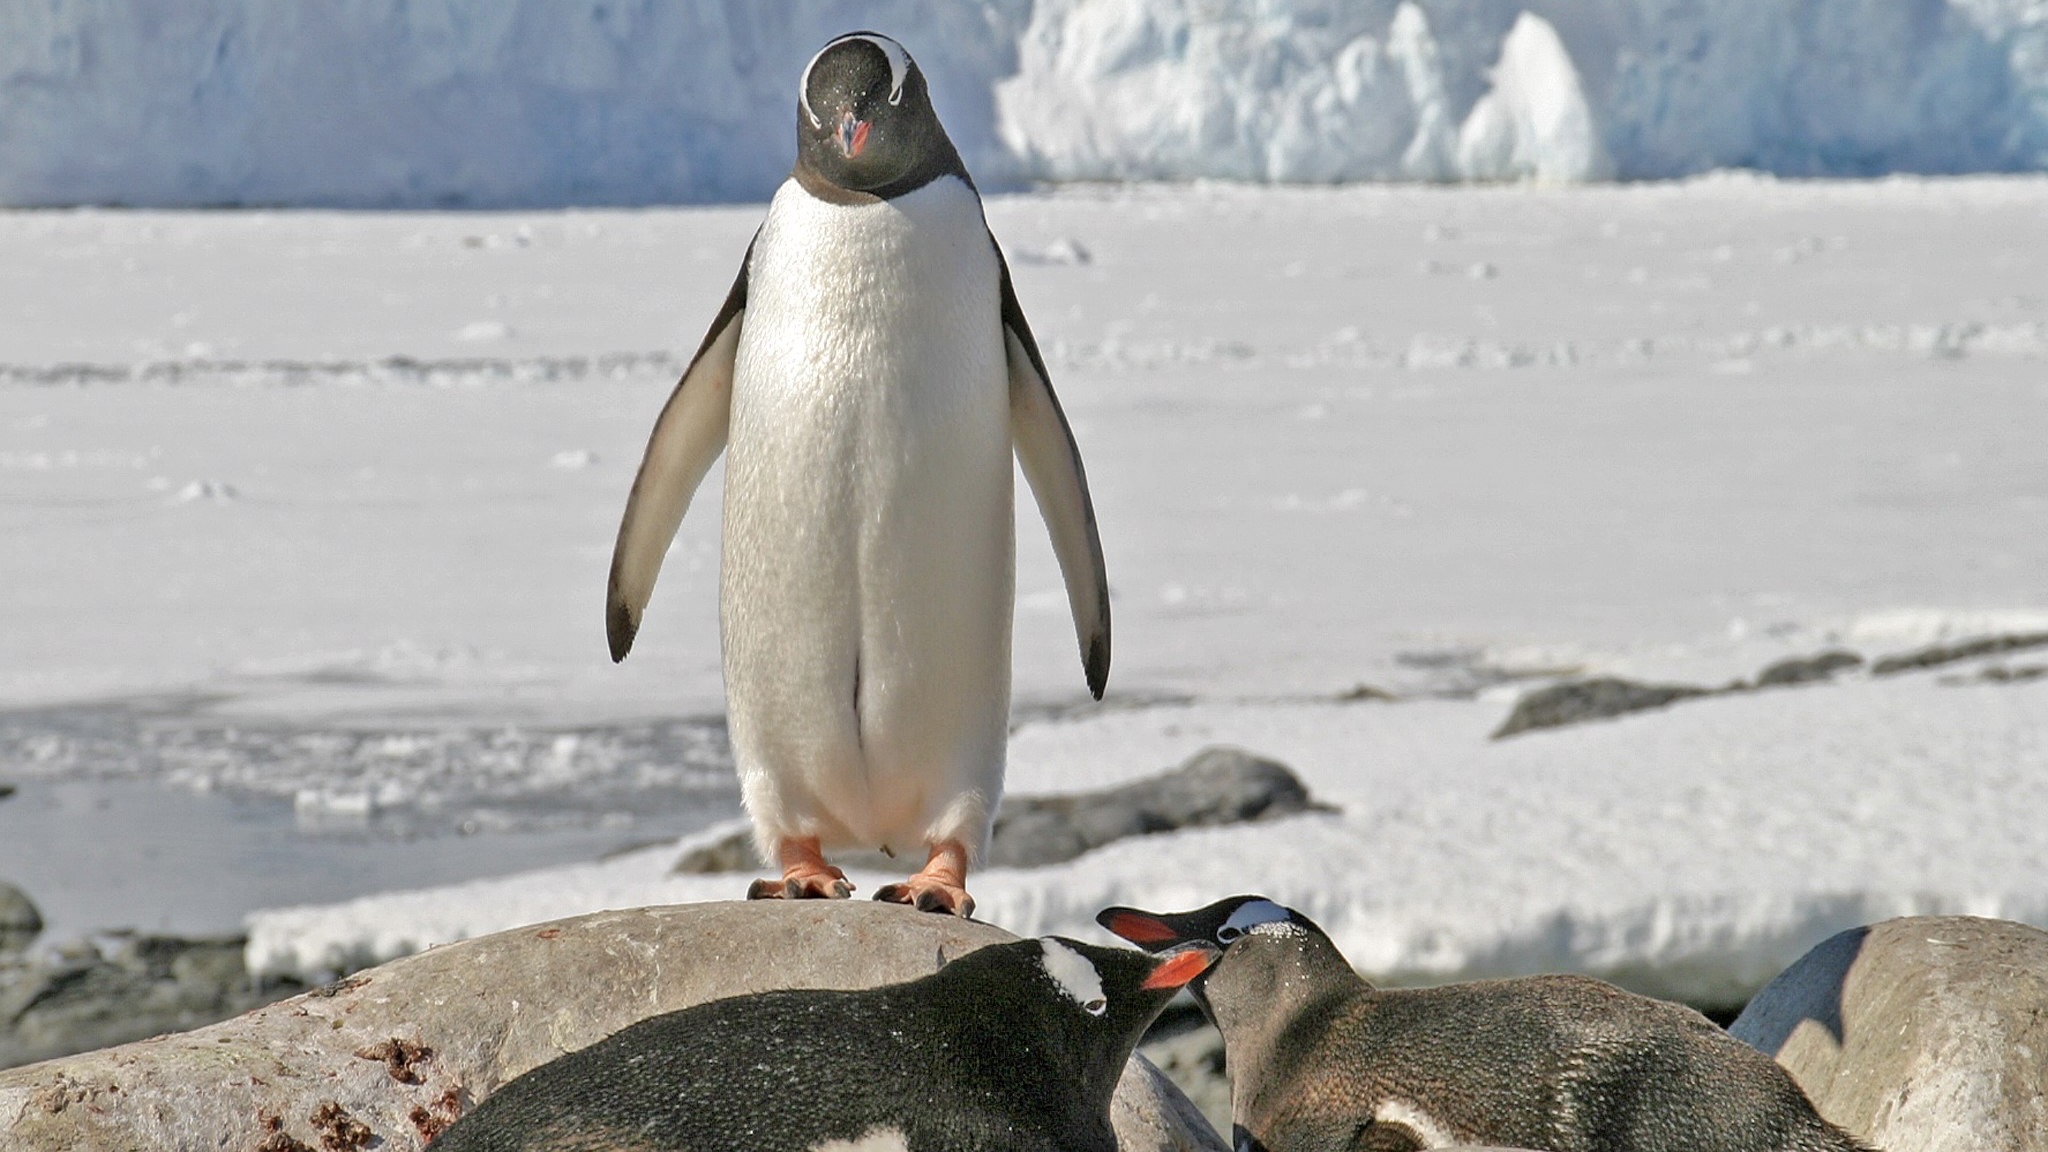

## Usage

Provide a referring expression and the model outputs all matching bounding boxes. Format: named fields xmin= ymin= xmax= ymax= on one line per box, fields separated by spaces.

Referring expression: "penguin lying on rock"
xmin=429 ymin=936 xmax=1217 ymax=1152
xmin=1100 ymin=896 xmax=1874 ymax=1152
xmin=604 ymin=28 xmax=1110 ymax=918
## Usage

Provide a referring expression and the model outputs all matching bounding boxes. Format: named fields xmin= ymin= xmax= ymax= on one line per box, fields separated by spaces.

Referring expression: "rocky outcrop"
xmin=0 ymin=882 xmax=39 ymax=955
xmin=1730 ymin=915 xmax=2048 ymax=1152
xmin=0 ymin=901 xmax=1226 ymax=1152
xmin=1870 ymin=632 xmax=2048 ymax=675
xmin=1753 ymin=651 xmax=1864 ymax=687
xmin=1491 ymin=676 xmax=1714 ymax=738
xmin=673 ymin=745 xmax=1332 ymax=873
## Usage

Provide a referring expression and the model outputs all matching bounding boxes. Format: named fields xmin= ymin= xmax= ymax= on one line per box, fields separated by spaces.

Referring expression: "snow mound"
xmin=4 ymin=0 xmax=2047 ymax=205
xmin=248 ymin=670 xmax=2048 ymax=1007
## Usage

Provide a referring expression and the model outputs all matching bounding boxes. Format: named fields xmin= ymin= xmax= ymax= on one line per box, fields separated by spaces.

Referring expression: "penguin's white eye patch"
xmin=1040 ymin=939 xmax=1106 ymax=1013
xmin=1218 ymin=899 xmax=1293 ymax=943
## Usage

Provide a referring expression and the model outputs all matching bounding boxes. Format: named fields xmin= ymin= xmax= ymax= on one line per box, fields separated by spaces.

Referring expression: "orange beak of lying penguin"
xmin=1141 ymin=940 xmax=1221 ymax=990
xmin=837 ymin=110 xmax=871 ymax=158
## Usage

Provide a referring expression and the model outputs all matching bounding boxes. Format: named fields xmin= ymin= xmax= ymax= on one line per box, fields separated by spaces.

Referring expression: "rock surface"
xmin=1754 ymin=651 xmax=1865 ymax=688
xmin=1730 ymin=915 xmax=2048 ymax=1152
xmin=1870 ymin=631 xmax=2048 ymax=675
xmin=1491 ymin=676 xmax=1715 ymax=738
xmin=0 ymin=901 xmax=1226 ymax=1152
xmin=673 ymin=745 xmax=1331 ymax=873
xmin=0 ymin=882 xmax=40 ymax=955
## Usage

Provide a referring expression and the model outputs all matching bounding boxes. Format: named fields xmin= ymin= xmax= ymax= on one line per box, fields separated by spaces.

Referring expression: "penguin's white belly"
xmin=722 ymin=176 xmax=1013 ymax=856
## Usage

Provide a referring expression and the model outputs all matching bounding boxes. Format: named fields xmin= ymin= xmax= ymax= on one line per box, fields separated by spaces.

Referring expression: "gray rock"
xmin=0 ymin=901 xmax=1226 ymax=1152
xmin=1140 ymin=1019 xmax=1230 ymax=1137
xmin=989 ymin=746 xmax=1330 ymax=868
xmin=1730 ymin=915 xmax=2048 ymax=1152
xmin=1754 ymin=650 xmax=1864 ymax=687
xmin=0 ymin=883 xmax=40 ymax=955
xmin=1492 ymin=676 xmax=1715 ymax=738
xmin=675 ymin=745 xmax=1331 ymax=874
xmin=1871 ymin=631 xmax=2048 ymax=675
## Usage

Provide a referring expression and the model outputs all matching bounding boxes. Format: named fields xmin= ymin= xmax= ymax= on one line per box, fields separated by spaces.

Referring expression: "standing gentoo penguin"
xmin=605 ymin=32 xmax=1110 ymax=915
xmin=1100 ymin=896 xmax=1874 ymax=1152
xmin=427 ymin=936 xmax=1219 ymax=1151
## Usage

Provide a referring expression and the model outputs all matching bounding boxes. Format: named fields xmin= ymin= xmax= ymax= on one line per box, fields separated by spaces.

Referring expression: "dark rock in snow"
xmin=1870 ymin=632 xmax=2048 ymax=675
xmin=1754 ymin=650 xmax=1865 ymax=687
xmin=668 ymin=829 xmax=758 ymax=874
xmin=989 ymin=745 xmax=1331 ymax=868
xmin=1492 ymin=676 xmax=1715 ymax=738
xmin=0 ymin=884 xmax=40 ymax=955
xmin=673 ymin=745 xmax=1333 ymax=874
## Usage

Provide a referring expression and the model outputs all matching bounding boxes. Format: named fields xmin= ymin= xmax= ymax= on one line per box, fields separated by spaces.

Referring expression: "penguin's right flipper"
xmin=1000 ymin=251 xmax=1111 ymax=699
xmin=605 ymin=242 xmax=752 ymax=662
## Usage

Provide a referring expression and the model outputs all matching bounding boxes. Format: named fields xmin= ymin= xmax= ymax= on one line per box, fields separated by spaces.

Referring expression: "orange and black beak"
xmin=1101 ymin=906 xmax=1186 ymax=949
xmin=1141 ymin=940 xmax=1220 ymax=990
xmin=837 ymin=109 xmax=871 ymax=158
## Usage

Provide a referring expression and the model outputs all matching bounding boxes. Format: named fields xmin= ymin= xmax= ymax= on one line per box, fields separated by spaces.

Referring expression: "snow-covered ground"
xmin=4 ymin=176 xmax=2048 ymax=1000
xmin=5 ymin=1 xmax=2048 ymax=206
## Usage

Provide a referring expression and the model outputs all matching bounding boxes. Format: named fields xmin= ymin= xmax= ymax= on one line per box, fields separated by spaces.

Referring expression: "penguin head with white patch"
xmin=795 ymin=32 xmax=960 ymax=197
xmin=945 ymin=935 xmax=1217 ymax=1107
xmin=1097 ymin=896 xmax=1350 ymax=1030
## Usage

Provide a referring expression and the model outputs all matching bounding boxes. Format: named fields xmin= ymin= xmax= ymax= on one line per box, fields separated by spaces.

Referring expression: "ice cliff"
xmin=2 ymin=0 xmax=2045 ymax=206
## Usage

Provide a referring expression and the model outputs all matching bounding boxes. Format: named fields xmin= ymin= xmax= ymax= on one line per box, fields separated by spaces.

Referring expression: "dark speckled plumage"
xmin=1102 ymin=896 xmax=1876 ymax=1152
xmin=429 ymin=937 xmax=1208 ymax=1152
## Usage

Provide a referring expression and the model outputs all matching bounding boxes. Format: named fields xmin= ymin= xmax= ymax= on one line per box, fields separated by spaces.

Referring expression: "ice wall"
xmin=2 ymin=0 xmax=2045 ymax=207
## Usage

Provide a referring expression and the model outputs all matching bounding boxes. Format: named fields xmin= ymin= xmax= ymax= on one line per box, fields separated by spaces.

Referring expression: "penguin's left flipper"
xmin=605 ymin=239 xmax=754 ymax=662
xmin=1001 ymin=250 xmax=1111 ymax=699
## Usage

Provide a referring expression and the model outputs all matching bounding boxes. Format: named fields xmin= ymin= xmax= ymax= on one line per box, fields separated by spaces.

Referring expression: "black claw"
xmin=914 ymin=889 xmax=945 ymax=913
xmin=746 ymin=878 xmax=783 ymax=901
xmin=873 ymin=884 xmax=907 ymax=904
xmin=830 ymin=879 xmax=854 ymax=899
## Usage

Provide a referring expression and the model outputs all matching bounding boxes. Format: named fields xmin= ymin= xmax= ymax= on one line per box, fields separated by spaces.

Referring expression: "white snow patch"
xmin=172 ymin=479 xmax=238 ymax=503
xmin=456 ymin=320 xmax=514 ymax=343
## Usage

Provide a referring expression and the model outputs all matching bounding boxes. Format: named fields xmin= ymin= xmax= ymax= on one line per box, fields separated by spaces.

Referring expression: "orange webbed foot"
xmin=872 ymin=839 xmax=974 ymax=917
xmin=745 ymin=836 xmax=853 ymax=901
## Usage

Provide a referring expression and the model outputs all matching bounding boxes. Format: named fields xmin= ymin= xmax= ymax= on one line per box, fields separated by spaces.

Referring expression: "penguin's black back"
xmin=1247 ymin=974 xmax=1871 ymax=1152
xmin=431 ymin=942 xmax=1129 ymax=1152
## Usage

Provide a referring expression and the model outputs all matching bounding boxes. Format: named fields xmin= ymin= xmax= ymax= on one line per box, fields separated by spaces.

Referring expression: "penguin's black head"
xmin=938 ymin=935 xmax=1217 ymax=1112
xmin=795 ymin=32 xmax=962 ymax=197
xmin=1098 ymin=895 xmax=1316 ymax=1000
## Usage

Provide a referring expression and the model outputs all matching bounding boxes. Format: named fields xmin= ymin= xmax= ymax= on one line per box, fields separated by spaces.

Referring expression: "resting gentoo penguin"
xmin=605 ymin=31 xmax=1110 ymax=917
xmin=1100 ymin=896 xmax=1874 ymax=1152
xmin=427 ymin=936 xmax=1217 ymax=1151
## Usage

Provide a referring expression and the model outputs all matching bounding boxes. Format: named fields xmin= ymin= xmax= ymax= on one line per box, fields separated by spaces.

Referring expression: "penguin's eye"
xmin=1084 ymin=997 xmax=1108 ymax=1016
xmin=1217 ymin=926 xmax=1243 ymax=944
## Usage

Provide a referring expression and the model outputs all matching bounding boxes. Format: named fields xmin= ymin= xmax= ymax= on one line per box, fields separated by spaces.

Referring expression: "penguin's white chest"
xmin=720 ymin=176 xmax=1014 ymax=854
